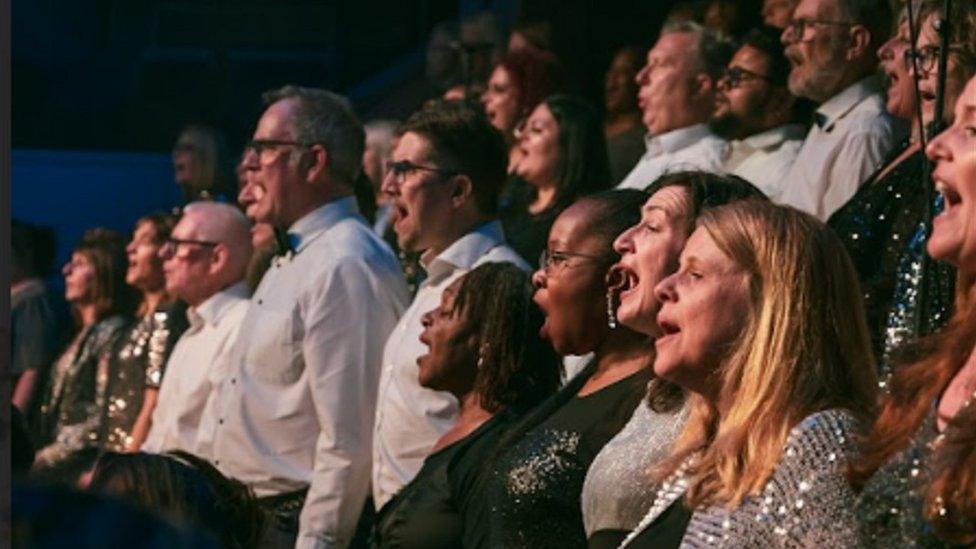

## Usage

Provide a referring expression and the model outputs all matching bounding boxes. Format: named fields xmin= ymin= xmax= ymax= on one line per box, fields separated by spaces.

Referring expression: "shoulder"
xmin=474 ymin=246 xmax=531 ymax=272
xmin=771 ymin=409 xmax=860 ymax=485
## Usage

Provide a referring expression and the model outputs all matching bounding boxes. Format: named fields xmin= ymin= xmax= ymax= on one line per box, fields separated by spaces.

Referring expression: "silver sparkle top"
xmin=581 ymin=397 xmax=688 ymax=536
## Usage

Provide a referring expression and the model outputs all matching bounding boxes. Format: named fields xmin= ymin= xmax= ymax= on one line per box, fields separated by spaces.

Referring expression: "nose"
xmin=62 ymin=262 xmax=71 ymax=276
xmin=877 ymin=37 xmax=894 ymax=61
xmin=654 ymin=272 xmax=678 ymax=304
xmin=125 ymin=240 xmax=136 ymax=254
xmin=780 ymin=25 xmax=794 ymax=46
xmin=613 ymin=225 xmax=637 ymax=255
xmin=925 ymin=128 xmax=951 ymax=163
xmin=420 ymin=308 xmax=434 ymax=329
xmin=635 ymin=64 xmax=649 ymax=86
xmin=531 ymin=267 xmax=547 ymax=290
xmin=380 ymin=168 xmax=399 ymax=198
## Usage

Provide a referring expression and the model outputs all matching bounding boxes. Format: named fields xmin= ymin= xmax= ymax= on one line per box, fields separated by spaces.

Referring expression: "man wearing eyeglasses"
xmin=141 ymin=202 xmax=251 ymax=455
xmin=712 ymin=26 xmax=811 ymax=197
xmin=777 ymin=0 xmax=907 ymax=220
xmin=616 ymin=21 xmax=736 ymax=191
xmin=371 ymin=100 xmax=529 ymax=511
xmin=204 ymin=85 xmax=409 ymax=549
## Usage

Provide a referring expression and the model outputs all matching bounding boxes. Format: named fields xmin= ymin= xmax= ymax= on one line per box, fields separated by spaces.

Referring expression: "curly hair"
xmin=452 ymin=262 xmax=560 ymax=412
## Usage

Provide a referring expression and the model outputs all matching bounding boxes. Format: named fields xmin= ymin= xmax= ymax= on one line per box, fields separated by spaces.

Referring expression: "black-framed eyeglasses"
xmin=721 ymin=66 xmax=773 ymax=88
xmin=244 ymin=139 xmax=321 ymax=157
xmin=160 ymin=237 xmax=220 ymax=258
xmin=538 ymin=249 xmax=610 ymax=274
xmin=384 ymin=160 xmax=458 ymax=184
xmin=904 ymin=45 xmax=966 ymax=76
xmin=783 ymin=18 xmax=856 ymax=43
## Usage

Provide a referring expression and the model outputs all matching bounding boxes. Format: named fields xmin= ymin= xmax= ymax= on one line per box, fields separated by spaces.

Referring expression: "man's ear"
xmin=695 ymin=72 xmax=716 ymax=100
xmin=304 ymin=144 xmax=330 ymax=182
xmin=847 ymin=25 xmax=872 ymax=62
xmin=209 ymin=244 xmax=230 ymax=277
xmin=450 ymin=174 xmax=474 ymax=208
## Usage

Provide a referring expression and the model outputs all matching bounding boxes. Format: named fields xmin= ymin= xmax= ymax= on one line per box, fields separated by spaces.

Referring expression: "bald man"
xmin=141 ymin=202 xmax=253 ymax=454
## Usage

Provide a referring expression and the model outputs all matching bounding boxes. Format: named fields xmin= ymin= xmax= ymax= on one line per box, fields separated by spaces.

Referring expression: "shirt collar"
xmin=644 ymin=124 xmax=714 ymax=157
xmin=191 ymin=282 xmax=249 ymax=327
xmin=286 ymin=196 xmax=360 ymax=254
xmin=814 ymin=75 xmax=882 ymax=132
xmin=738 ymin=123 xmax=808 ymax=150
xmin=420 ymin=220 xmax=507 ymax=280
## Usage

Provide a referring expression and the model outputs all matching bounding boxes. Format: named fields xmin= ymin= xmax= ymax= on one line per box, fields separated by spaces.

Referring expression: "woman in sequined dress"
xmin=32 ymin=229 xmax=137 ymax=479
xmin=851 ymin=75 xmax=976 ymax=548
xmin=580 ymin=172 xmax=765 ymax=548
xmin=474 ymin=190 xmax=650 ymax=548
xmin=372 ymin=263 xmax=560 ymax=549
xmin=827 ymin=0 xmax=976 ymax=377
xmin=623 ymin=200 xmax=878 ymax=547
xmin=105 ymin=212 xmax=188 ymax=452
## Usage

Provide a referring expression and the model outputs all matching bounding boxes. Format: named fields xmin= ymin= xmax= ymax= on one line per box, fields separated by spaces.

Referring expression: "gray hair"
xmin=660 ymin=20 xmax=737 ymax=81
xmin=262 ymin=85 xmax=366 ymax=184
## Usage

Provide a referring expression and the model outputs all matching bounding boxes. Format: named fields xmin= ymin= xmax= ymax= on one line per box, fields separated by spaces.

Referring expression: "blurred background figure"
xmin=32 ymin=229 xmax=137 ymax=481
xmin=426 ymin=11 xmax=503 ymax=101
xmin=762 ymin=0 xmax=800 ymax=29
xmin=603 ymin=46 xmax=646 ymax=185
xmin=88 ymin=451 xmax=265 ymax=548
xmin=172 ymin=125 xmax=237 ymax=204
xmin=12 ymin=220 xmax=71 ymax=417
xmin=703 ymin=0 xmax=763 ymax=39
xmin=363 ymin=119 xmax=400 ymax=237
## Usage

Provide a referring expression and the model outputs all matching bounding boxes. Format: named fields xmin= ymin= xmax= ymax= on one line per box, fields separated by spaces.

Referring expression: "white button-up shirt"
xmin=142 ymin=282 xmax=249 ymax=454
xmin=722 ymin=123 xmax=807 ymax=198
xmin=200 ymin=197 xmax=409 ymax=549
xmin=371 ymin=220 xmax=528 ymax=509
xmin=777 ymin=76 xmax=907 ymax=220
xmin=616 ymin=123 xmax=727 ymax=190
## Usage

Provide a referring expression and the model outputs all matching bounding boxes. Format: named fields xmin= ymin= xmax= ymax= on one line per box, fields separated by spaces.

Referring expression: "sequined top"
xmin=580 ymin=395 xmax=688 ymax=540
xmin=102 ymin=303 xmax=187 ymax=451
xmin=856 ymin=408 xmax=961 ymax=548
xmin=624 ymin=409 xmax=863 ymax=548
xmin=827 ymin=145 xmax=955 ymax=385
xmin=33 ymin=315 xmax=129 ymax=470
xmin=483 ymin=369 xmax=651 ymax=548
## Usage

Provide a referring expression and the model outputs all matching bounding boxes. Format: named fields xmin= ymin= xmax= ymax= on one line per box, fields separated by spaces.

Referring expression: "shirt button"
xmin=218 ymin=419 xmax=224 ymax=425
xmin=257 ymin=299 xmax=263 ymax=305
xmin=214 ymin=459 xmax=220 ymax=466
xmin=231 ymin=378 xmax=237 ymax=384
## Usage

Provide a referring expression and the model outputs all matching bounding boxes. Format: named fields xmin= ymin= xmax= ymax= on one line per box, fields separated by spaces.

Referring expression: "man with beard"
xmin=777 ymin=0 xmax=906 ymax=219
xmin=617 ymin=22 xmax=735 ymax=191
xmin=371 ymin=100 xmax=528 ymax=511
xmin=201 ymin=85 xmax=409 ymax=548
xmin=712 ymin=26 xmax=810 ymax=197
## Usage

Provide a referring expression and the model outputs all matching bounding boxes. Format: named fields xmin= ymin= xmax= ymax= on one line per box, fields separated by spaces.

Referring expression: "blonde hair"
xmin=656 ymin=200 xmax=878 ymax=508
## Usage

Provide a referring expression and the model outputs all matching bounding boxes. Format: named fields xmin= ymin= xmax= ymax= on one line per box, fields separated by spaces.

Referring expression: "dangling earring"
xmin=476 ymin=343 xmax=488 ymax=370
xmin=606 ymin=289 xmax=618 ymax=329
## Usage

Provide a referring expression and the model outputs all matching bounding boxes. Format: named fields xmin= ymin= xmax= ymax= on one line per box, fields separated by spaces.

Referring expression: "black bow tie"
xmin=273 ymin=227 xmax=296 ymax=257
xmin=812 ymin=111 xmax=829 ymax=129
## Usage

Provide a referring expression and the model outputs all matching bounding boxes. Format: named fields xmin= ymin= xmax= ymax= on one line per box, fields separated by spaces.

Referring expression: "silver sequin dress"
xmin=581 ymin=396 xmax=688 ymax=538
xmin=623 ymin=409 xmax=863 ymax=548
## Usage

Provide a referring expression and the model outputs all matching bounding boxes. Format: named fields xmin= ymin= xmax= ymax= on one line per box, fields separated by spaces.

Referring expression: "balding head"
xmin=162 ymin=202 xmax=253 ymax=306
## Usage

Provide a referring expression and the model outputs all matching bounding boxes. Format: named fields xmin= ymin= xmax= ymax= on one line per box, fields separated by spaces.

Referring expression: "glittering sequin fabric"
xmin=484 ymin=370 xmax=649 ymax=548
xmin=630 ymin=409 xmax=862 ymax=548
xmin=855 ymin=410 xmax=959 ymax=548
xmin=828 ymin=146 xmax=955 ymax=387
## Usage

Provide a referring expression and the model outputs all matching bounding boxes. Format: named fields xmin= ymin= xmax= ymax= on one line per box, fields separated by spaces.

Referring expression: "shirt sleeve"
xmin=296 ymin=257 xmax=398 ymax=548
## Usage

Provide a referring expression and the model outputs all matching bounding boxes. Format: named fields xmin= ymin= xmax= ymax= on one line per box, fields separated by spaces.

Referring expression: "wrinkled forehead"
xmin=794 ymin=0 xmax=839 ymax=20
xmin=644 ymin=186 xmax=692 ymax=220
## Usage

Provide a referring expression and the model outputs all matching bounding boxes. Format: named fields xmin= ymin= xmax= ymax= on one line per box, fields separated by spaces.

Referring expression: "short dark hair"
xmin=399 ymin=99 xmax=508 ymax=216
xmin=136 ymin=211 xmax=179 ymax=245
xmin=740 ymin=26 xmax=792 ymax=87
xmin=73 ymin=228 xmax=138 ymax=320
xmin=571 ymin=189 xmax=649 ymax=258
xmin=837 ymin=0 xmax=894 ymax=51
xmin=544 ymin=95 xmax=613 ymax=210
xmin=262 ymin=85 xmax=365 ymax=184
xmin=453 ymin=262 xmax=560 ymax=412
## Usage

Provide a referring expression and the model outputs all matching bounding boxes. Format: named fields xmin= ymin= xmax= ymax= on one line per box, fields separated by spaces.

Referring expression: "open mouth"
xmin=614 ymin=264 xmax=640 ymax=302
xmin=936 ymin=179 xmax=962 ymax=211
xmin=392 ymin=200 xmax=409 ymax=228
xmin=919 ymin=88 xmax=937 ymax=102
xmin=655 ymin=318 xmax=681 ymax=346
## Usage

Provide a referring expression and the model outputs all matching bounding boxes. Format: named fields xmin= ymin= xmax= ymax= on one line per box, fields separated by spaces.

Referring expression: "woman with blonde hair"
xmin=852 ymin=75 xmax=976 ymax=548
xmin=622 ymin=200 xmax=877 ymax=547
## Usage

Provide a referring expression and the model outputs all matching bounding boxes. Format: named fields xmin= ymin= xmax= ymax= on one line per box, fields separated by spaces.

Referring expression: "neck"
xmin=141 ymin=289 xmax=167 ymax=316
xmin=530 ymin=183 xmax=559 ymax=214
xmin=76 ymin=303 xmax=99 ymax=327
xmin=425 ymin=214 xmax=492 ymax=259
xmin=456 ymin=392 xmax=494 ymax=424
xmin=594 ymin=327 xmax=650 ymax=375
xmin=605 ymin=110 xmax=642 ymax=137
xmin=282 ymin=187 xmax=352 ymax=230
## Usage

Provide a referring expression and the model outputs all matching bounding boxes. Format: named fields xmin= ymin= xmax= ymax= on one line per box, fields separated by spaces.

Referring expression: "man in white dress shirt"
xmin=777 ymin=0 xmax=906 ymax=219
xmin=617 ymin=22 xmax=735 ymax=191
xmin=371 ymin=100 xmax=529 ymax=510
xmin=201 ymin=85 xmax=409 ymax=548
xmin=141 ymin=202 xmax=252 ymax=454
xmin=712 ymin=26 xmax=810 ymax=196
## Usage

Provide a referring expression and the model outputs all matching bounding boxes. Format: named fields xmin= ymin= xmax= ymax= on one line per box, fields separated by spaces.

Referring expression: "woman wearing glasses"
xmin=471 ymin=190 xmax=649 ymax=548
xmin=827 ymin=0 xmax=975 ymax=372
xmin=501 ymin=94 xmax=612 ymax=265
xmin=33 ymin=229 xmax=137 ymax=479
xmin=103 ymin=212 xmax=188 ymax=453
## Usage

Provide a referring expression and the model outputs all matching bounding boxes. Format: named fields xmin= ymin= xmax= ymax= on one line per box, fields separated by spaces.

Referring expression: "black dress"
xmin=827 ymin=144 xmax=955 ymax=383
xmin=500 ymin=178 xmax=566 ymax=266
xmin=372 ymin=409 xmax=518 ymax=549
xmin=480 ymin=368 xmax=651 ymax=548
